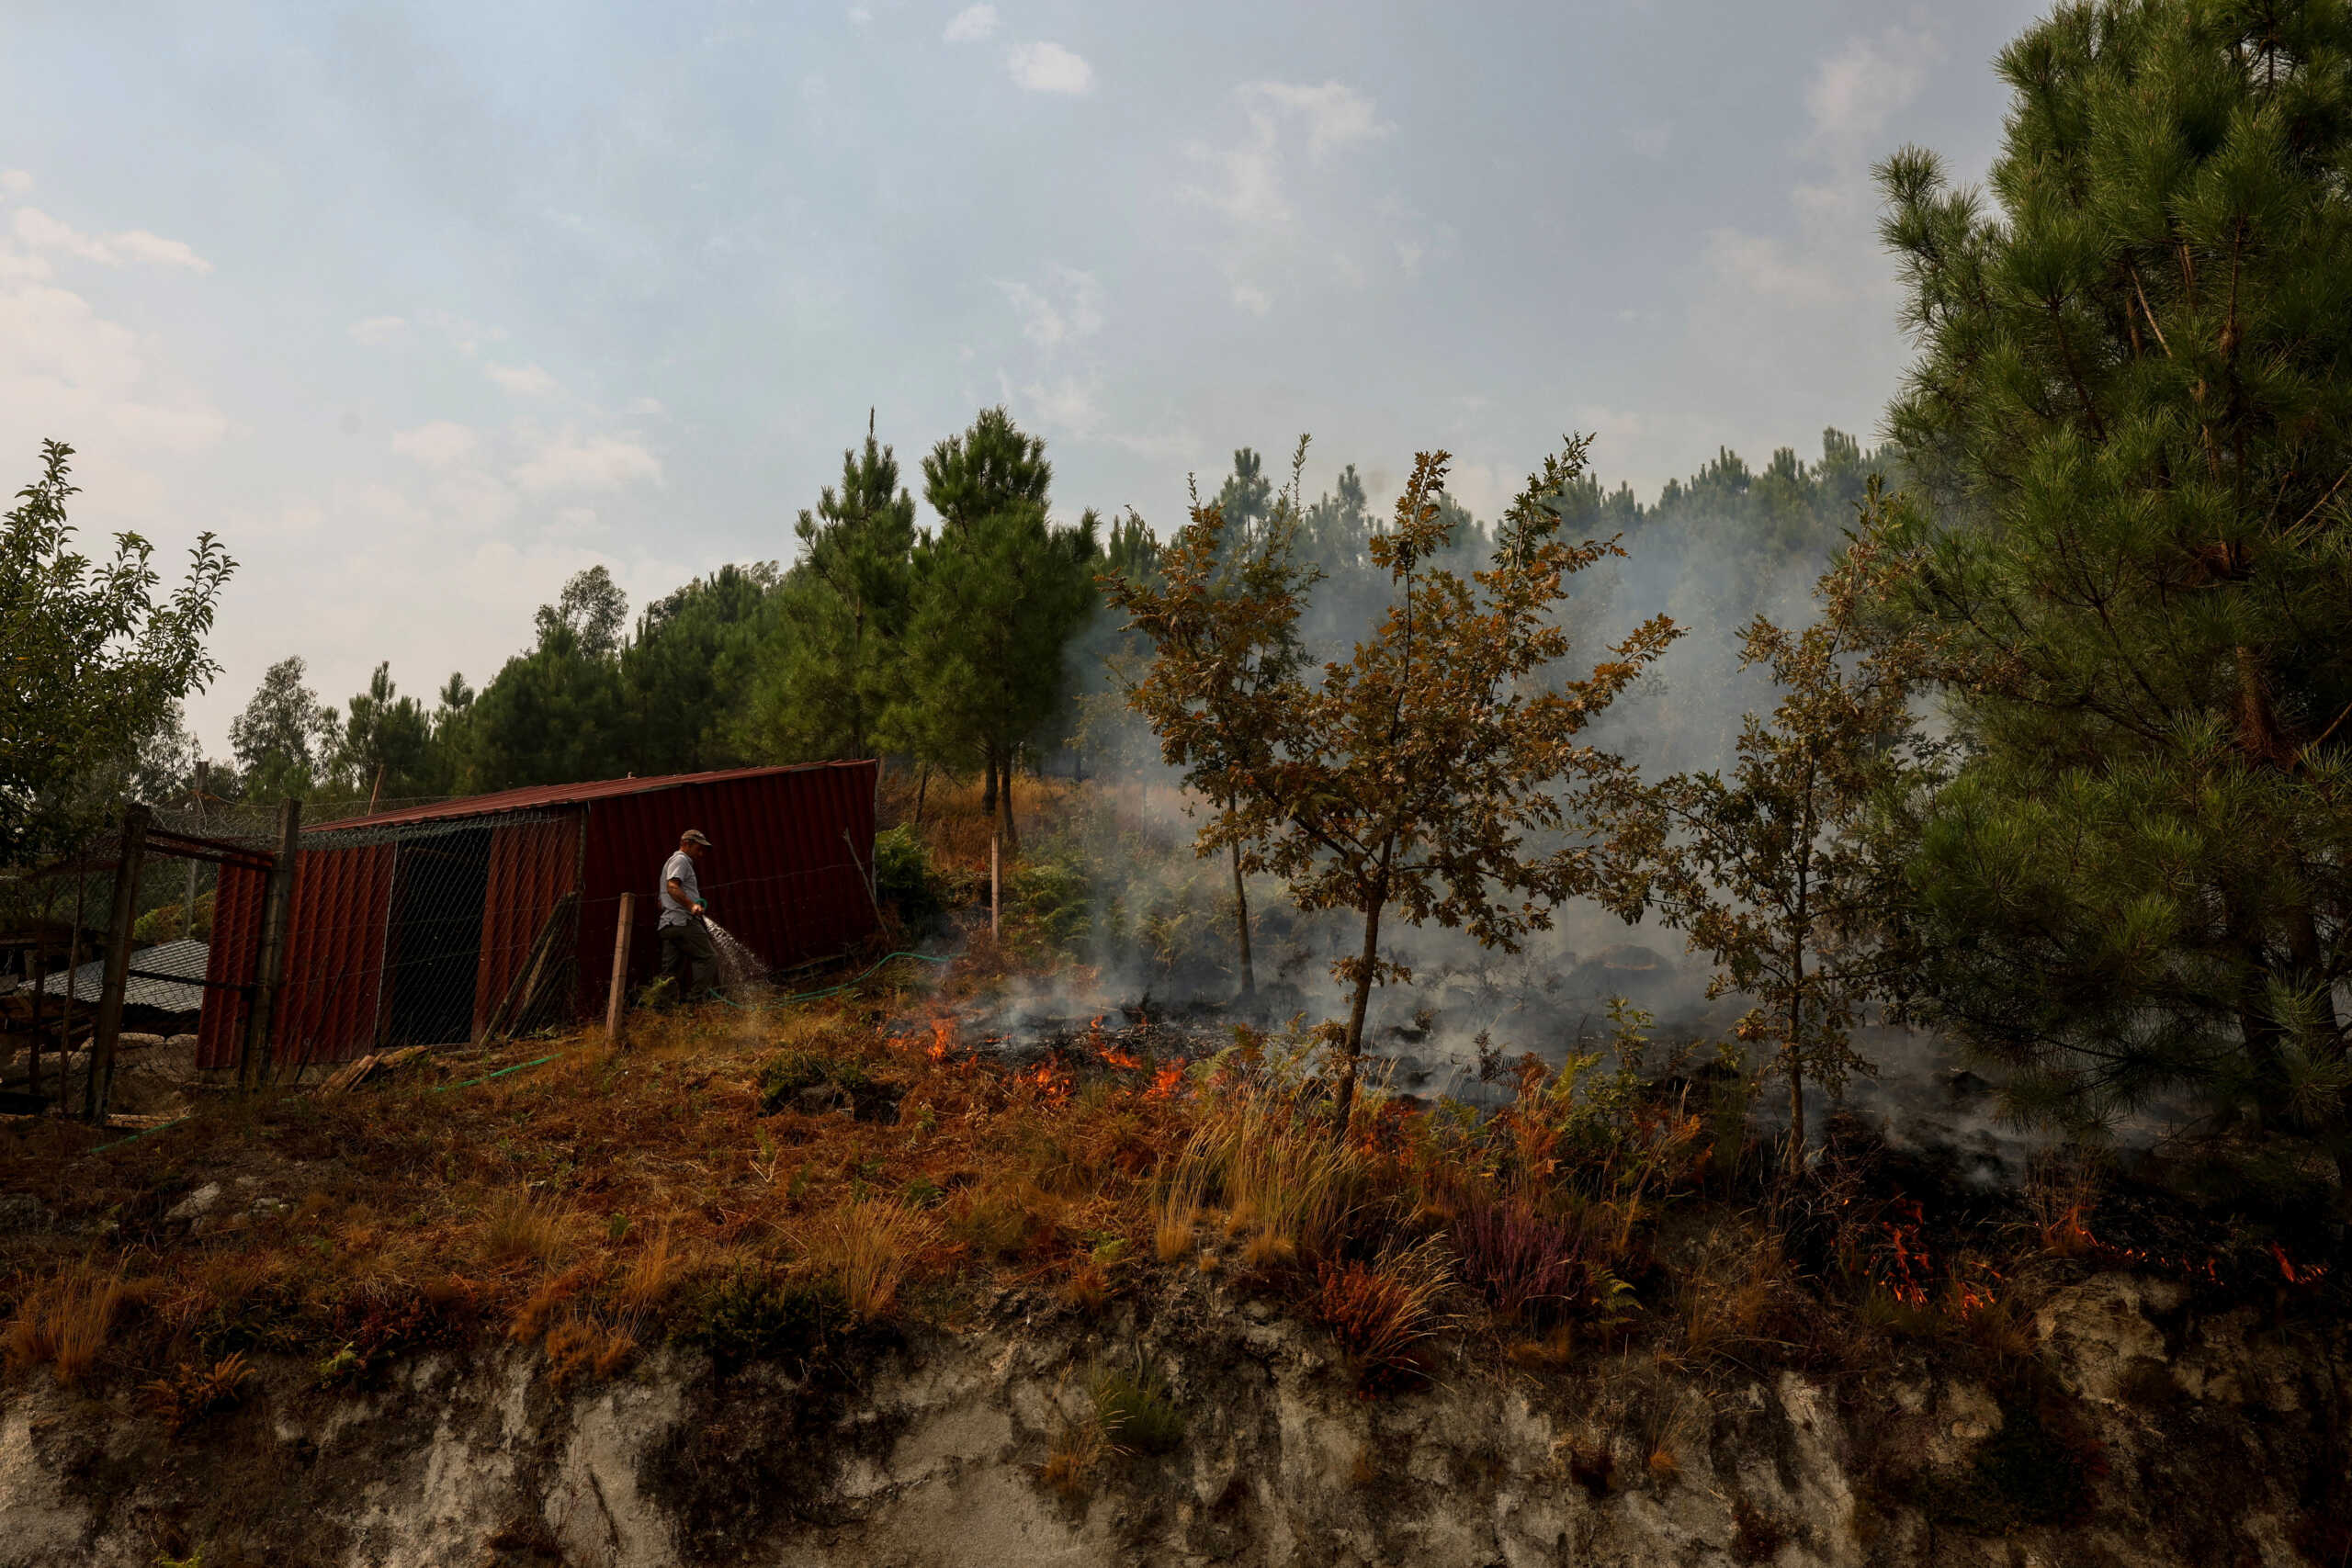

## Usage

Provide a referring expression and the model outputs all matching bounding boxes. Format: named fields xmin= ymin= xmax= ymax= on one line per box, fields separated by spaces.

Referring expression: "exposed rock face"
xmin=0 ymin=1271 xmax=2343 ymax=1567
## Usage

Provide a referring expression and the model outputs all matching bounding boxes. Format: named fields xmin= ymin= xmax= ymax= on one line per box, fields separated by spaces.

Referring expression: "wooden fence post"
xmin=605 ymin=893 xmax=636 ymax=1047
xmin=239 ymin=798 xmax=303 ymax=1092
xmin=989 ymin=829 xmax=1001 ymax=941
xmin=87 ymin=803 xmax=151 ymax=1122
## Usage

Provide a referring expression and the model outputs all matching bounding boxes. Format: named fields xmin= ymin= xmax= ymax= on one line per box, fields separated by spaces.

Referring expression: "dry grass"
xmin=1312 ymin=1235 xmax=1454 ymax=1387
xmin=1190 ymin=1094 xmax=1365 ymax=1269
xmin=141 ymin=1351 xmax=252 ymax=1431
xmin=481 ymin=1189 xmax=572 ymax=1269
xmin=803 ymin=1197 xmax=935 ymax=1322
xmin=6 ymin=1260 xmax=127 ymax=1383
xmin=615 ymin=1227 xmax=690 ymax=1322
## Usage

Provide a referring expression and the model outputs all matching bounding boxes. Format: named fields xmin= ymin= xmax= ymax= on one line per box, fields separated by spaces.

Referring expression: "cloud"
xmin=108 ymin=231 xmax=213 ymax=273
xmin=10 ymin=208 xmax=212 ymax=273
xmin=514 ymin=431 xmax=662 ymax=493
xmin=390 ymin=420 xmax=479 ymax=468
xmin=997 ymin=265 xmax=1102 ymax=349
xmin=847 ymin=3 xmax=873 ymax=22
xmin=943 ymin=4 xmax=997 ymax=42
xmin=348 ymin=315 xmax=408 ymax=346
xmin=1006 ymin=41 xmax=1093 ymax=95
xmin=1182 ymin=80 xmax=1388 ymax=232
xmin=1241 ymin=81 xmax=1388 ymax=163
xmin=0 ymin=170 xmax=31 ymax=197
xmin=1804 ymin=28 xmax=1940 ymax=156
xmin=1230 ymin=281 xmax=1272 ymax=316
xmin=486 ymin=361 xmax=558 ymax=396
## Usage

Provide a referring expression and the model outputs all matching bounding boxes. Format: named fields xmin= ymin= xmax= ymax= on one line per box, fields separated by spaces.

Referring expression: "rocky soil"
xmin=2 ymin=1265 xmax=2345 ymax=1568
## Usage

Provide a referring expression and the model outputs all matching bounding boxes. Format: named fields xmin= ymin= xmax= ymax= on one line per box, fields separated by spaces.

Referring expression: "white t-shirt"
xmin=659 ymin=850 xmax=703 ymax=928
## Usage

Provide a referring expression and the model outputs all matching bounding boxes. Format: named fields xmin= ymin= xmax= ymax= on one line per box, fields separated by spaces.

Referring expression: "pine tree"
xmin=743 ymin=415 xmax=917 ymax=761
xmin=1878 ymin=0 xmax=2352 ymax=1179
xmin=905 ymin=408 xmax=1098 ymax=844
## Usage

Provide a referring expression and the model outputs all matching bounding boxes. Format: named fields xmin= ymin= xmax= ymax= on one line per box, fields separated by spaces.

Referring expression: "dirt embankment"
xmin=2 ymin=1265 xmax=2344 ymax=1568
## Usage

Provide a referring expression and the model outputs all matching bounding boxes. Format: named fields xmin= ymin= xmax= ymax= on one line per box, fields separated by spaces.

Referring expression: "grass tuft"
xmin=6 ymin=1260 xmax=128 ymax=1384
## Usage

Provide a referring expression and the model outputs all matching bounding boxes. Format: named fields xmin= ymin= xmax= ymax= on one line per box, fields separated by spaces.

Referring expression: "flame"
xmin=926 ymin=1016 xmax=955 ymax=1063
xmin=1101 ymin=1046 xmax=1143 ymax=1072
xmin=1088 ymin=1014 xmax=1106 ymax=1033
xmin=1025 ymin=1060 xmax=1072 ymax=1102
xmin=1147 ymin=1062 xmax=1185 ymax=1100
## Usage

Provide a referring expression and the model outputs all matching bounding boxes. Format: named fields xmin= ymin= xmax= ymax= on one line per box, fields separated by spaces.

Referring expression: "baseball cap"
xmin=681 ymin=829 xmax=713 ymax=847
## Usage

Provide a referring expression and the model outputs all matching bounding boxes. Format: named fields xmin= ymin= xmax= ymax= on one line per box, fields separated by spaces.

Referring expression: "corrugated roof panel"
xmin=308 ymin=762 xmax=875 ymax=832
xmin=197 ymin=864 xmax=265 ymax=1070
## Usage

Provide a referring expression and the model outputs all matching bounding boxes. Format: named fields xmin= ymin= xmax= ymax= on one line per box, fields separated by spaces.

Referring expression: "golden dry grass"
xmin=803 ymin=1197 xmax=937 ymax=1322
xmin=6 ymin=1259 xmax=127 ymax=1383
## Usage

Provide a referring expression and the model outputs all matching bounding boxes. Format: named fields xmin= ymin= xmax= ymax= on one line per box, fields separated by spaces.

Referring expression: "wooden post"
xmin=605 ymin=892 xmax=636 ymax=1047
xmin=89 ymin=803 xmax=151 ymax=1121
xmin=989 ymin=829 xmax=1001 ymax=941
xmin=62 ymin=860 xmax=86 ymax=1114
xmin=239 ymin=798 xmax=302 ymax=1092
xmin=185 ymin=762 xmax=205 ymax=940
xmin=841 ymin=829 xmax=885 ymax=927
xmin=28 ymin=882 xmax=52 ymax=1114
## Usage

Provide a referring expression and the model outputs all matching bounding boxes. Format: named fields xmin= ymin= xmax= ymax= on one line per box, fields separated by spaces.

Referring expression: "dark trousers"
xmin=659 ymin=920 xmax=717 ymax=998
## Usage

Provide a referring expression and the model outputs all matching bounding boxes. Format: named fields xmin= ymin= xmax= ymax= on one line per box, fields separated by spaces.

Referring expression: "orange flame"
xmin=1147 ymin=1062 xmax=1185 ymax=1100
xmin=1101 ymin=1046 xmax=1143 ymax=1072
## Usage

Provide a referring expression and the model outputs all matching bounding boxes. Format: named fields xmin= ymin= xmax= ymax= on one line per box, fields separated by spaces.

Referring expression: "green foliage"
xmin=742 ymin=421 xmax=917 ymax=761
xmin=676 ymin=1270 xmax=849 ymax=1372
xmin=871 ymin=825 xmax=943 ymax=931
xmin=333 ymin=661 xmax=445 ymax=799
xmin=229 ymin=656 xmax=341 ymax=803
xmin=1878 ymin=0 xmax=2352 ymax=1173
xmin=902 ymin=408 xmax=1102 ymax=806
xmin=758 ymin=1048 xmax=872 ymax=1113
xmin=622 ymin=564 xmax=775 ymax=773
xmin=1007 ymin=851 xmax=1095 ymax=948
xmin=1 ymin=439 xmax=234 ymax=860
xmin=1622 ymin=502 xmax=1943 ymax=1174
xmin=1086 ymin=1352 xmax=1185 ymax=1455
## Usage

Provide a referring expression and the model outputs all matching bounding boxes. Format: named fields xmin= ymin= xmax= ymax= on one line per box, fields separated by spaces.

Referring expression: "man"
xmin=659 ymin=829 xmax=717 ymax=999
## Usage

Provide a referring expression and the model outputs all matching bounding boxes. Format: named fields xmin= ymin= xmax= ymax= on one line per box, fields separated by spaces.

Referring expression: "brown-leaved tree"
xmin=1110 ymin=435 xmax=1679 ymax=1131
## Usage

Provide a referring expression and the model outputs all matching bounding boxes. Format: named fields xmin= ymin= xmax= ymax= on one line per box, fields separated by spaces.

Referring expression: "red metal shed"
xmin=196 ymin=762 xmax=878 ymax=1070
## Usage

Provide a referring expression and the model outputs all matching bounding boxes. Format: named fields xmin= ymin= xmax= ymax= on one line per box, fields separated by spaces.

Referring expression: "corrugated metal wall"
xmin=274 ymin=842 xmax=399 ymax=1067
xmin=574 ymin=761 xmax=878 ymax=1011
xmin=196 ymin=863 xmax=265 ymax=1070
xmin=470 ymin=814 xmax=584 ymax=1035
xmin=197 ymin=764 xmax=879 ymax=1070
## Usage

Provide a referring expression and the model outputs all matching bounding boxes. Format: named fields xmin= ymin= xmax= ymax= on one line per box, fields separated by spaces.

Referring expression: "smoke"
xmin=1027 ymin=449 xmax=2096 ymax=1181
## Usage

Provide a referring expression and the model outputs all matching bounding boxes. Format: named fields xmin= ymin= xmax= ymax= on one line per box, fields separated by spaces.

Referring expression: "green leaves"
xmin=1 ymin=440 xmax=233 ymax=860
xmin=1879 ymin=0 xmax=2352 ymax=1170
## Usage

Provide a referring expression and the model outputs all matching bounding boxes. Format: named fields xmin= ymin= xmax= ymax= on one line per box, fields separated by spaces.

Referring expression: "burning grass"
xmin=0 ymin=909 xmax=2340 ymax=1425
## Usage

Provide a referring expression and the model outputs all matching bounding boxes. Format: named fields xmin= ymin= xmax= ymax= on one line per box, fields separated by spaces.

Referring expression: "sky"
xmin=0 ymin=0 xmax=2046 ymax=750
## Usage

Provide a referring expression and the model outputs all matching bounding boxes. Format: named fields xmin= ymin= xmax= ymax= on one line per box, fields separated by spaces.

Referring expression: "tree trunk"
xmin=981 ymin=751 xmax=999 ymax=818
xmin=1784 ymin=1051 xmax=1807 ymax=1181
xmin=1332 ymin=897 xmax=1385 ymax=1139
xmin=912 ymin=762 xmax=930 ymax=828
xmin=1231 ymin=840 xmax=1255 ymax=999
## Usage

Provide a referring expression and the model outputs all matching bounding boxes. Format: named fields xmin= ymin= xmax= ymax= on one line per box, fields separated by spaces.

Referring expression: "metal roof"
xmin=40 ymin=939 xmax=208 ymax=1012
xmin=305 ymin=762 xmax=874 ymax=833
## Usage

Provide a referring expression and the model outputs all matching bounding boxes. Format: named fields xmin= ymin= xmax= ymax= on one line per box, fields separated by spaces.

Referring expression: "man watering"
xmin=659 ymin=829 xmax=717 ymax=999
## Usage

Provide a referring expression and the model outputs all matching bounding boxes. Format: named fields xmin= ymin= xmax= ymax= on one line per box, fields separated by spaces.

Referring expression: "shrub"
xmin=677 ymin=1270 xmax=849 ymax=1373
xmin=1313 ymin=1236 xmax=1453 ymax=1391
xmin=1189 ymin=1093 xmax=1366 ymax=1269
xmin=1087 ymin=1353 xmax=1184 ymax=1455
xmin=141 ymin=1351 xmax=252 ymax=1432
xmin=1450 ymin=1197 xmax=1585 ymax=1324
xmin=873 ymin=825 xmax=944 ymax=931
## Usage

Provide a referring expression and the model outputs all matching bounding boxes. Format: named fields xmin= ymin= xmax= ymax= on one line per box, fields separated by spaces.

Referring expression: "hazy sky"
xmin=1 ymin=0 xmax=2045 ymax=747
